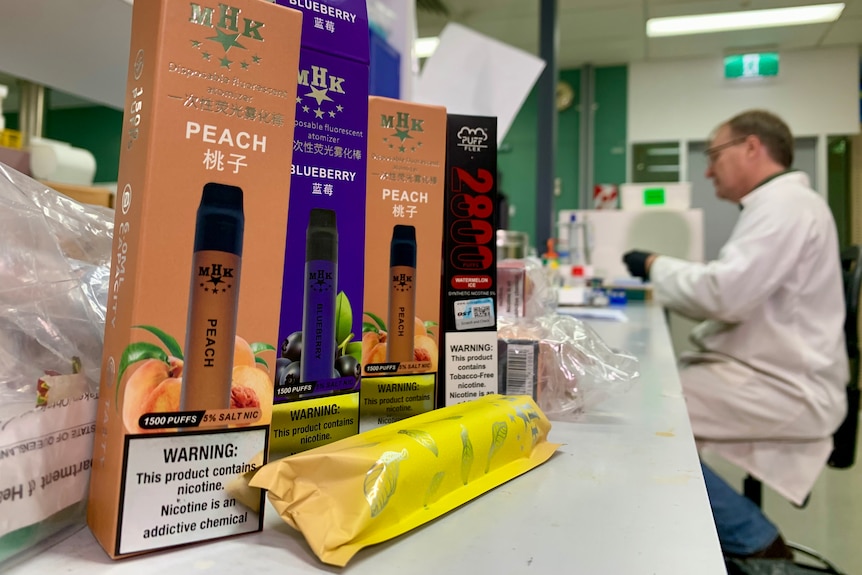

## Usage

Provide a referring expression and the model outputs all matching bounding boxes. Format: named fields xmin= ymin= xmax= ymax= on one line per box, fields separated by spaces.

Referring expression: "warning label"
xmin=270 ymin=393 xmax=359 ymax=456
xmin=118 ymin=427 xmax=265 ymax=554
xmin=359 ymin=373 xmax=435 ymax=432
xmin=444 ymin=331 xmax=498 ymax=404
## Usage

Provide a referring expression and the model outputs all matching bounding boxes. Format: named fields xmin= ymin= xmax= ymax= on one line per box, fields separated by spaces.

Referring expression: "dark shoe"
xmin=725 ymin=557 xmax=839 ymax=575
xmin=726 ymin=535 xmax=795 ymax=561
xmin=749 ymin=535 xmax=795 ymax=560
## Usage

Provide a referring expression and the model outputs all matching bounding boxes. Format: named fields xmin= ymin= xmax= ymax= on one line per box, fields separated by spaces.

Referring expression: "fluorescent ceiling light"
xmin=415 ymin=36 xmax=440 ymax=58
xmin=646 ymin=3 xmax=845 ymax=37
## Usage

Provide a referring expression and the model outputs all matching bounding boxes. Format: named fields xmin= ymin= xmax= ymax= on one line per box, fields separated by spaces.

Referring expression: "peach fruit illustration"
xmin=233 ymin=335 xmax=257 ymax=369
xmin=414 ymin=334 xmax=439 ymax=372
xmin=230 ymin=365 xmax=273 ymax=425
xmin=360 ymin=315 xmax=438 ymax=374
xmin=122 ymin=358 xmax=183 ymax=433
xmin=120 ymin=330 xmax=274 ymax=433
xmin=141 ymin=378 xmax=181 ymax=416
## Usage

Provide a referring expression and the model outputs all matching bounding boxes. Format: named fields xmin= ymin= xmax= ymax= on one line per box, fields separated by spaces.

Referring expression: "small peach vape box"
xmin=87 ymin=0 xmax=302 ymax=558
xmin=359 ymin=97 xmax=446 ymax=431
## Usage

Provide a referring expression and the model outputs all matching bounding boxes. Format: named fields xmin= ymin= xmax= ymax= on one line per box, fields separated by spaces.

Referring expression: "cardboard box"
xmin=270 ymin=0 xmax=369 ymax=456
xmin=438 ymin=114 xmax=498 ymax=406
xmin=359 ymin=97 xmax=446 ymax=431
xmin=87 ymin=0 xmax=302 ymax=558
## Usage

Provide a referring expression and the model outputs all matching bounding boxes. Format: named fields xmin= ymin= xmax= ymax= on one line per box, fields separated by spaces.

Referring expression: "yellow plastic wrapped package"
xmin=250 ymin=394 xmax=559 ymax=566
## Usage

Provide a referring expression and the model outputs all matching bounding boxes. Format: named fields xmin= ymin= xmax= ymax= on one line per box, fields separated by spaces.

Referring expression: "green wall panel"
xmin=498 ymin=65 xmax=627 ymax=247
xmin=593 ymin=66 xmax=627 ymax=189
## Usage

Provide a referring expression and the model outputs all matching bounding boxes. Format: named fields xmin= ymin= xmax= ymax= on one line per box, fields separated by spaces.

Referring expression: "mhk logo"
xmin=309 ymin=269 xmax=334 ymax=292
xmin=189 ymin=2 xmax=265 ymax=46
xmin=392 ymin=272 xmax=413 ymax=292
xmin=381 ymin=112 xmax=424 ymax=134
xmin=199 ymin=263 xmax=234 ymax=294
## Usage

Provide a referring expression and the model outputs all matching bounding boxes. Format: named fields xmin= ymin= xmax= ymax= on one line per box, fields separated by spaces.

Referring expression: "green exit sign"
xmin=724 ymin=53 xmax=779 ymax=79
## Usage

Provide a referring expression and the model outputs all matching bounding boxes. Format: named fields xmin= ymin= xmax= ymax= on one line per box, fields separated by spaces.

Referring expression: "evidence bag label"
xmin=117 ymin=427 xmax=265 ymax=555
xmin=0 ymin=392 xmax=98 ymax=538
xmin=444 ymin=331 xmax=498 ymax=404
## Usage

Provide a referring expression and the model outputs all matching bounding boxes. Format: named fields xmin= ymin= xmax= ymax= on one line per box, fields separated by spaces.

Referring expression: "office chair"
xmin=741 ymin=245 xmax=862 ymax=574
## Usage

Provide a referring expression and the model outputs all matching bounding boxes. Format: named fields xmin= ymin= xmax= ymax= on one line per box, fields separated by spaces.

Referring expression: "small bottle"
xmin=567 ymin=214 xmax=583 ymax=267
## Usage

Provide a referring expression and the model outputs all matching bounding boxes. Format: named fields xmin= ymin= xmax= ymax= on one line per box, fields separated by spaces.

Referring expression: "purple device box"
xmin=272 ymin=0 xmax=369 ymax=454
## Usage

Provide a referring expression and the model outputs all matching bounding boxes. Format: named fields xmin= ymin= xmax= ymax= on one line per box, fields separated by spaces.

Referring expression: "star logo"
xmin=219 ymin=56 xmax=232 ymax=69
xmin=191 ymin=40 xmax=202 ymax=48
xmin=207 ymin=28 xmax=245 ymax=52
xmin=296 ymin=96 xmax=302 ymax=104
xmin=202 ymin=51 xmax=211 ymax=61
xmin=336 ymin=104 xmax=344 ymax=112
xmin=399 ymin=145 xmax=406 ymax=152
xmin=240 ymin=61 xmax=249 ymax=70
xmin=252 ymin=54 xmax=262 ymax=64
xmin=329 ymin=110 xmax=336 ymax=118
xmin=305 ymin=86 xmax=333 ymax=106
xmin=302 ymin=105 xmax=310 ymax=113
xmin=392 ymin=128 xmax=412 ymax=142
xmin=314 ymin=108 xmax=325 ymax=119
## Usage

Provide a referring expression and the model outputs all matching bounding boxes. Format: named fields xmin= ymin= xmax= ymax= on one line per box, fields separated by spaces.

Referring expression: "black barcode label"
xmin=505 ymin=344 xmax=534 ymax=396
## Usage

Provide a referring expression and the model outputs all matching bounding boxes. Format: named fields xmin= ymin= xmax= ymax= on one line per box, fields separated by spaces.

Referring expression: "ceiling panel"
xmin=418 ymin=0 xmax=861 ymax=68
xmin=821 ymin=16 xmax=862 ymax=44
xmin=558 ymin=6 xmax=643 ymax=40
xmin=647 ymin=23 xmax=831 ymax=59
xmin=646 ymin=0 xmax=852 ymax=18
xmin=0 ymin=0 xmax=130 ymax=109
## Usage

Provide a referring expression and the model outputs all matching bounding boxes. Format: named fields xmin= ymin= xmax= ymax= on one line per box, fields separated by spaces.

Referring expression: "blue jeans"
xmin=701 ymin=462 xmax=780 ymax=556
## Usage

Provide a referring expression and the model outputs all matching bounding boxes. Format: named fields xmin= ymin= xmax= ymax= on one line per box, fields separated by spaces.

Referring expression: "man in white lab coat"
xmin=623 ymin=110 xmax=848 ymax=562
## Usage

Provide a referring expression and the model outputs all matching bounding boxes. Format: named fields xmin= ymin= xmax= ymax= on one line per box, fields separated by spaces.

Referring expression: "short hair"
xmin=725 ymin=110 xmax=794 ymax=168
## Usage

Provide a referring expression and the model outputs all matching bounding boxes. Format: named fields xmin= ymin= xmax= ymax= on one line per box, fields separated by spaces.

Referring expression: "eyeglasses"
xmin=704 ymin=136 xmax=747 ymax=164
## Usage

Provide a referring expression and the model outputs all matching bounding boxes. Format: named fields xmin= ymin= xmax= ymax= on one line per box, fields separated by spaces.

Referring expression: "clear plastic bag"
xmin=0 ymin=162 xmax=112 ymax=564
xmin=497 ymin=256 xmax=638 ymax=419
xmin=0 ymin=162 xmax=111 ymax=421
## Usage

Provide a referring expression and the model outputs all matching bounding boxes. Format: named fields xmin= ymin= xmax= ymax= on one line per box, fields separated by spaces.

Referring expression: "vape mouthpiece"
xmin=306 ymin=208 xmax=337 ymax=262
xmin=390 ymin=225 xmax=416 ymax=268
xmin=195 ymin=182 xmax=244 ymax=256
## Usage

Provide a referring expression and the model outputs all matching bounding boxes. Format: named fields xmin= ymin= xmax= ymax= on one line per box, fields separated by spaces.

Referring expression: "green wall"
xmin=6 ymin=91 xmax=123 ymax=183
xmin=498 ymin=65 xmax=628 ymax=247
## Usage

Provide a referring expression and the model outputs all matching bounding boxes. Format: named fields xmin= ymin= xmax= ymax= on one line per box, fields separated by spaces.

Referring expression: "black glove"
xmin=623 ymin=250 xmax=653 ymax=280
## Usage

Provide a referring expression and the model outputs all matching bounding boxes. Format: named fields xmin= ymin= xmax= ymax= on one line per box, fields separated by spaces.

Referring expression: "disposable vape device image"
xmin=387 ymin=225 xmax=417 ymax=363
xmin=301 ymin=208 xmax=338 ymax=382
xmin=181 ymin=183 xmax=244 ymax=413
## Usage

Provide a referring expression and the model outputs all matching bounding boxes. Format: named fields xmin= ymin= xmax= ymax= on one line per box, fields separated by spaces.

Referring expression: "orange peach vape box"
xmin=87 ymin=0 xmax=302 ymax=558
xmin=360 ymin=97 xmax=446 ymax=431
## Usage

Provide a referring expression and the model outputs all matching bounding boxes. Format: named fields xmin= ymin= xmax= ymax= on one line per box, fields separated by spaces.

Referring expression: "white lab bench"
xmin=4 ymin=302 xmax=725 ymax=574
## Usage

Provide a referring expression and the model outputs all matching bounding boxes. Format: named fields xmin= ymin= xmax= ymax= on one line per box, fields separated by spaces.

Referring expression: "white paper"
xmin=414 ymin=23 xmax=545 ymax=145
xmin=0 ymin=392 xmax=98 ymax=538
xmin=557 ymin=307 xmax=629 ymax=323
